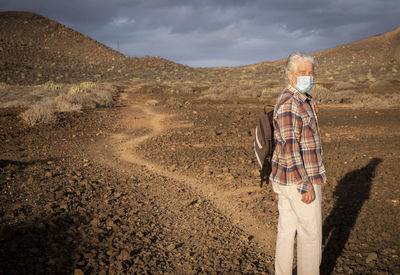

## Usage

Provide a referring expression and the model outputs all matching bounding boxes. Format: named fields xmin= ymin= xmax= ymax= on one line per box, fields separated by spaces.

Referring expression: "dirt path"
xmin=96 ymin=88 xmax=275 ymax=252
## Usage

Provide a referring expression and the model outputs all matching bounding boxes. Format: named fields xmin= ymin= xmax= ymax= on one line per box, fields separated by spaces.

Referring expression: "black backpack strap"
xmin=259 ymin=108 xmax=274 ymax=188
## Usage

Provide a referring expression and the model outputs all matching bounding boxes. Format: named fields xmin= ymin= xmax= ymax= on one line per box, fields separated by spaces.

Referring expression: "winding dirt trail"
xmin=96 ymin=87 xmax=275 ymax=254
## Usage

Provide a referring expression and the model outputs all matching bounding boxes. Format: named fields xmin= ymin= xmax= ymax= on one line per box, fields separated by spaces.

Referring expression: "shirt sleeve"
xmin=276 ymin=100 xmax=313 ymax=194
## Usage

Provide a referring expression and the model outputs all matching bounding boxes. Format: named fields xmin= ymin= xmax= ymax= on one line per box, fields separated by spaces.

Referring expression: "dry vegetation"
xmin=0 ymin=81 xmax=116 ymax=125
xmin=1 ymin=11 xmax=399 ymax=110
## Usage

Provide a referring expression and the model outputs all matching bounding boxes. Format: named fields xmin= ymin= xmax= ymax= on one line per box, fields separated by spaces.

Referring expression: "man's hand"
xmin=301 ymin=188 xmax=315 ymax=204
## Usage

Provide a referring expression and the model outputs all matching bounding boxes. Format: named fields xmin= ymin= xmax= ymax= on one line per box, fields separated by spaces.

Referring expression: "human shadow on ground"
xmin=321 ymin=157 xmax=382 ymax=274
xmin=0 ymin=215 xmax=84 ymax=275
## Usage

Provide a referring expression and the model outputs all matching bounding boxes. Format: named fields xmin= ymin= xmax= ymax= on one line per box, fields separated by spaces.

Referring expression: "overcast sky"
xmin=1 ymin=0 xmax=399 ymax=67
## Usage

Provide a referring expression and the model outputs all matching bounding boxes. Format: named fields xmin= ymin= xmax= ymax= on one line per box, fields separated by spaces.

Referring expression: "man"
xmin=269 ymin=52 xmax=326 ymax=275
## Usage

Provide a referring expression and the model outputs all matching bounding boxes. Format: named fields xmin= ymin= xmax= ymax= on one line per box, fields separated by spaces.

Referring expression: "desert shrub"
xmin=369 ymin=80 xmax=392 ymax=88
xmin=91 ymin=89 xmax=114 ymax=107
xmin=0 ymin=100 xmax=29 ymax=108
xmin=202 ymin=86 xmax=225 ymax=95
xmin=80 ymin=81 xmax=97 ymax=90
xmin=235 ymin=89 xmax=261 ymax=97
xmin=335 ymin=81 xmax=355 ymax=90
xmin=166 ymin=96 xmax=185 ymax=107
xmin=310 ymin=85 xmax=339 ymax=103
xmin=43 ymin=80 xmax=63 ymax=91
xmin=352 ymin=93 xmax=400 ymax=109
xmin=61 ymin=90 xmax=113 ymax=108
xmin=55 ymin=98 xmax=82 ymax=113
xmin=352 ymin=94 xmax=390 ymax=109
xmin=0 ymin=85 xmax=45 ymax=108
xmin=164 ymin=88 xmax=180 ymax=95
xmin=0 ymin=82 xmax=9 ymax=89
xmin=68 ymin=84 xmax=86 ymax=95
xmin=68 ymin=82 xmax=97 ymax=95
xmin=177 ymin=85 xmax=193 ymax=94
xmin=130 ymin=77 xmax=143 ymax=84
xmin=386 ymin=93 xmax=400 ymax=105
xmin=199 ymin=86 xmax=237 ymax=100
xmin=264 ymin=79 xmax=281 ymax=86
xmin=199 ymin=93 xmax=228 ymax=101
xmin=20 ymin=104 xmax=56 ymax=126
xmin=66 ymin=82 xmax=113 ymax=108
xmin=203 ymin=85 xmax=241 ymax=96
xmin=260 ymin=87 xmax=282 ymax=98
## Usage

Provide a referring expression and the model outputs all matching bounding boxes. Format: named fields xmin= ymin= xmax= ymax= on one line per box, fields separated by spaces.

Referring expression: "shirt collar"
xmin=286 ymin=84 xmax=312 ymax=103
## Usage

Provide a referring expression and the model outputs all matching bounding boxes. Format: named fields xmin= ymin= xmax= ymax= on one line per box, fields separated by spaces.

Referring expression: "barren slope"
xmin=0 ymin=11 xmax=194 ymax=85
xmin=1 ymin=11 xmax=399 ymax=89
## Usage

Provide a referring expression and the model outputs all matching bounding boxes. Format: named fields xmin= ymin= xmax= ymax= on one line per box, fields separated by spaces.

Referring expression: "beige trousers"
xmin=273 ymin=183 xmax=322 ymax=275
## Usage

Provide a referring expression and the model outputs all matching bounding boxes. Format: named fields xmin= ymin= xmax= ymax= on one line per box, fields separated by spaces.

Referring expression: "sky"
xmin=1 ymin=0 xmax=399 ymax=67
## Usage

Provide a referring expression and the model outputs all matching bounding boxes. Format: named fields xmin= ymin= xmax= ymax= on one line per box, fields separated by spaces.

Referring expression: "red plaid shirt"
xmin=269 ymin=85 xmax=326 ymax=194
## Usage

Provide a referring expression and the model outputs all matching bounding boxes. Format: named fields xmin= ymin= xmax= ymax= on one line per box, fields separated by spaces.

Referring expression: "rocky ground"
xmin=1 ymin=84 xmax=399 ymax=274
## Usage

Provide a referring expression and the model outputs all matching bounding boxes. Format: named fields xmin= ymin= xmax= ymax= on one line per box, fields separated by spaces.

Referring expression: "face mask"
xmin=296 ymin=76 xmax=313 ymax=93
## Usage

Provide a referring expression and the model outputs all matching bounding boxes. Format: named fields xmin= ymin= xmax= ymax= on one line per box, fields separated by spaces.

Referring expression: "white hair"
xmin=285 ymin=52 xmax=316 ymax=74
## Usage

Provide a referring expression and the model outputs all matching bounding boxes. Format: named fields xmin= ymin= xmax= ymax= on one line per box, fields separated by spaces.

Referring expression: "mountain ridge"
xmin=1 ymin=11 xmax=399 ymax=86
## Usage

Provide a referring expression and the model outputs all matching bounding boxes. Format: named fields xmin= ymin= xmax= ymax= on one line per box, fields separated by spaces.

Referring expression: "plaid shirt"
xmin=269 ymin=85 xmax=326 ymax=194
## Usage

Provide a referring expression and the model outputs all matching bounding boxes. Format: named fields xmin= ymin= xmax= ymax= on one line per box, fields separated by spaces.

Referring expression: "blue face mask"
xmin=296 ymin=76 xmax=313 ymax=93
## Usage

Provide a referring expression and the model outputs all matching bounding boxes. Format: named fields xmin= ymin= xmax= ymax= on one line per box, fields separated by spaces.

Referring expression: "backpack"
xmin=254 ymin=106 xmax=275 ymax=188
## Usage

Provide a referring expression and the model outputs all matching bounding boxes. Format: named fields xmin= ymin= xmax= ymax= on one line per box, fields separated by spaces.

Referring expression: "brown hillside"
xmin=313 ymin=27 xmax=400 ymax=84
xmin=1 ymin=11 xmax=399 ymax=88
xmin=245 ymin=27 xmax=400 ymax=87
xmin=0 ymin=11 xmax=193 ymax=85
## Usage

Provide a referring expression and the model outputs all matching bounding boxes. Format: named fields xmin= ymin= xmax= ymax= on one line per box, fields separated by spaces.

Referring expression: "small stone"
xmin=106 ymin=250 xmax=114 ymax=256
xmin=45 ymin=171 xmax=53 ymax=178
xmin=382 ymin=232 xmax=391 ymax=240
xmin=106 ymin=220 xmax=114 ymax=228
xmin=27 ymin=175 xmax=34 ymax=184
xmin=55 ymin=190 xmax=64 ymax=200
xmin=365 ymin=252 xmax=378 ymax=263
xmin=118 ymin=249 xmax=130 ymax=261
xmin=253 ymin=169 xmax=259 ymax=176
xmin=90 ymin=218 xmax=100 ymax=227
xmin=74 ymin=269 xmax=85 ymax=275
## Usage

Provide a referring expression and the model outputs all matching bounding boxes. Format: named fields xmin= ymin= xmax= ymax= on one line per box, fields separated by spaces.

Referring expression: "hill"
xmin=0 ymin=11 xmax=193 ymax=85
xmin=312 ymin=27 xmax=400 ymax=84
xmin=245 ymin=27 xmax=400 ymax=86
xmin=0 ymin=11 xmax=399 ymax=89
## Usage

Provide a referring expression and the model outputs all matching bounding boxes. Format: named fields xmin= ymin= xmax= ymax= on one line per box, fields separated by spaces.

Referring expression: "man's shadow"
xmin=321 ymin=157 xmax=382 ymax=274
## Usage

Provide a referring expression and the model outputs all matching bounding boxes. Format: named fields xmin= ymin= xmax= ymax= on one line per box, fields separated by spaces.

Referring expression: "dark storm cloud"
xmin=1 ymin=0 xmax=399 ymax=67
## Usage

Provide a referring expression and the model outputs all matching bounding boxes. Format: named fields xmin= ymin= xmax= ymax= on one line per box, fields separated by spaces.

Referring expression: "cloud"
xmin=1 ymin=0 xmax=399 ymax=67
